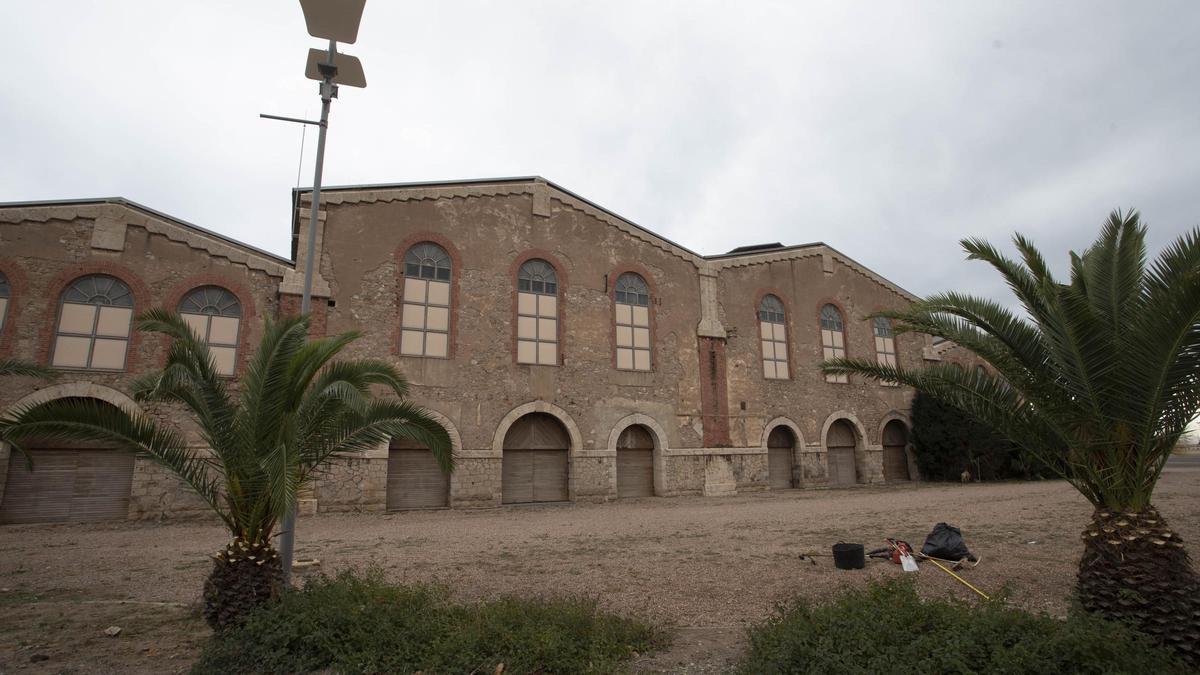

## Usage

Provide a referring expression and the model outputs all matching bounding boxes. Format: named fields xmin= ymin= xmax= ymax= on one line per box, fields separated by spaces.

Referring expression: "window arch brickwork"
xmin=38 ymin=263 xmax=150 ymax=371
xmin=511 ymin=252 xmax=566 ymax=366
xmin=613 ymin=271 xmax=652 ymax=371
xmin=179 ymin=285 xmax=242 ymax=376
xmin=0 ymin=269 xmax=10 ymax=338
xmin=873 ymin=316 xmax=898 ymax=387
xmin=820 ymin=303 xmax=848 ymax=383
xmin=51 ymin=274 xmax=135 ymax=370
xmin=758 ymin=293 xmax=790 ymax=380
xmin=400 ymin=241 xmax=452 ymax=358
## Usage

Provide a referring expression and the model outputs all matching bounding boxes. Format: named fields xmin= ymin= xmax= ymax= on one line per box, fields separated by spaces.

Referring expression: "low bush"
xmin=736 ymin=579 xmax=1188 ymax=674
xmin=192 ymin=569 xmax=664 ymax=674
xmin=911 ymin=391 xmax=1049 ymax=481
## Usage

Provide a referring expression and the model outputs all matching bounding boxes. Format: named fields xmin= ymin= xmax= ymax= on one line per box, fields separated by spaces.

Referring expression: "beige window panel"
xmin=179 ymin=286 xmax=243 ymax=376
xmin=821 ymin=304 xmax=848 ymax=383
xmin=52 ymin=275 xmax=135 ymax=371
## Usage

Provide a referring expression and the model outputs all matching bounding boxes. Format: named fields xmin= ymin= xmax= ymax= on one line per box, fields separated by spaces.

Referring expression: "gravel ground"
xmin=2 ymin=462 xmax=1197 ymax=673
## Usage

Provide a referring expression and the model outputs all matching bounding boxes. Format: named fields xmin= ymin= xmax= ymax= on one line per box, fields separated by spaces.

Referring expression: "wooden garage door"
xmin=882 ymin=421 xmax=910 ymax=481
xmin=0 ymin=449 xmax=135 ymax=524
xmin=826 ymin=421 xmax=858 ymax=487
xmin=767 ymin=427 xmax=794 ymax=489
xmin=502 ymin=413 xmax=570 ymax=504
xmin=386 ymin=444 xmax=449 ymax=510
xmin=616 ymin=425 xmax=654 ymax=498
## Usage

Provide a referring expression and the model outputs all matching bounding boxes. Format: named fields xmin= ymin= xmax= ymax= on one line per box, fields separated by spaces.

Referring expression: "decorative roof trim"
xmin=0 ymin=199 xmax=292 ymax=276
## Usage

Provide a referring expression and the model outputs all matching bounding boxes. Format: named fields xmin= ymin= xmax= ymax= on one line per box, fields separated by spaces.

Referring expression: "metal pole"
xmin=280 ymin=38 xmax=338 ymax=586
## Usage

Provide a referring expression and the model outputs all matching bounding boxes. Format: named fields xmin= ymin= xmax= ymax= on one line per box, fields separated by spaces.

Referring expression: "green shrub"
xmin=192 ymin=569 xmax=664 ymax=674
xmin=736 ymin=579 xmax=1188 ymax=674
xmin=911 ymin=391 xmax=1048 ymax=481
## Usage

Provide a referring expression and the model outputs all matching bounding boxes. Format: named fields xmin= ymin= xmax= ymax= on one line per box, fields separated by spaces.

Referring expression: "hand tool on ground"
xmin=886 ymin=538 xmax=919 ymax=572
xmin=924 ymin=556 xmax=991 ymax=600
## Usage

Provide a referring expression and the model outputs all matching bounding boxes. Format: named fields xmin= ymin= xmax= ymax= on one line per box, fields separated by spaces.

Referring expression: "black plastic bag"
xmin=921 ymin=522 xmax=977 ymax=561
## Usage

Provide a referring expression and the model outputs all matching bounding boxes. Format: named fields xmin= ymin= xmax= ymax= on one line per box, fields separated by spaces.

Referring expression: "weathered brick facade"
xmin=0 ymin=178 xmax=959 ymax=519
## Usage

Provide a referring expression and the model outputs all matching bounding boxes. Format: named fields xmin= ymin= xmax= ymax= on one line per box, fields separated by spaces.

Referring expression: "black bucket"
xmin=832 ymin=542 xmax=865 ymax=570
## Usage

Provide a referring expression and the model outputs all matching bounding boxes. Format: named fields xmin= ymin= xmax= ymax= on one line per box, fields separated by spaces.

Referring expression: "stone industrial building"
xmin=0 ymin=177 xmax=957 ymax=523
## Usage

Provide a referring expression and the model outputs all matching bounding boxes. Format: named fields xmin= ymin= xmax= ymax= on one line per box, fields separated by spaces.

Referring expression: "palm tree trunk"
xmin=202 ymin=537 xmax=283 ymax=631
xmin=1078 ymin=506 xmax=1200 ymax=666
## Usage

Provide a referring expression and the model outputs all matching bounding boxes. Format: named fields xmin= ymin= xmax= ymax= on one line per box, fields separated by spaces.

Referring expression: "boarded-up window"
xmin=516 ymin=260 xmax=559 ymax=365
xmin=874 ymin=317 xmax=898 ymax=387
xmin=179 ymin=286 xmax=242 ymax=376
xmin=0 ymin=271 xmax=9 ymax=334
xmin=614 ymin=273 xmax=651 ymax=371
xmin=820 ymin=304 xmax=847 ymax=383
xmin=400 ymin=243 xmax=452 ymax=358
xmin=51 ymin=275 xmax=134 ymax=370
xmin=759 ymin=295 xmax=789 ymax=379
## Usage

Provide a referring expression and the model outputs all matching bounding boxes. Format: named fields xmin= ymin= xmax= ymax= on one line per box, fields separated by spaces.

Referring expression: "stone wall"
xmin=0 ymin=180 xmax=931 ymax=523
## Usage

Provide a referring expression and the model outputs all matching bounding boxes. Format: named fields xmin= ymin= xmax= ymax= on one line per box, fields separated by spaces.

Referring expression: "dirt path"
xmin=2 ymin=465 xmax=1197 ymax=673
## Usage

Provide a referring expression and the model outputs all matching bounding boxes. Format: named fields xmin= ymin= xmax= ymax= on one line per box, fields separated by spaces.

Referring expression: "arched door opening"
xmin=767 ymin=426 xmax=796 ymax=489
xmin=826 ymin=420 xmax=859 ymax=487
xmin=0 ymin=398 xmax=135 ymax=524
xmin=616 ymin=424 xmax=655 ymax=498
xmin=882 ymin=420 xmax=911 ymax=481
xmin=502 ymin=413 xmax=569 ymax=504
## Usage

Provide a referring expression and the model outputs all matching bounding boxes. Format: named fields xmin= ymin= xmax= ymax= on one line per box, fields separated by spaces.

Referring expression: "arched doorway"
xmin=882 ymin=420 xmax=910 ymax=481
xmin=0 ymin=398 xmax=135 ymax=524
xmin=386 ymin=436 xmax=450 ymax=510
xmin=616 ymin=424 xmax=655 ymax=498
xmin=826 ymin=420 xmax=858 ymax=487
xmin=767 ymin=426 xmax=796 ymax=489
xmin=502 ymin=412 xmax=570 ymax=504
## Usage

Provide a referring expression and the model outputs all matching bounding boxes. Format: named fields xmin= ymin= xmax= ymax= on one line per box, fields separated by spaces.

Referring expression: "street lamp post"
xmin=263 ymin=0 xmax=368 ymax=585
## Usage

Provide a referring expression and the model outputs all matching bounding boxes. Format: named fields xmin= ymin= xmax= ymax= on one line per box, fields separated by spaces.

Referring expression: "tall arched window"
xmin=873 ymin=317 xmax=898 ymax=386
xmin=179 ymin=286 xmax=242 ymax=376
xmin=516 ymin=259 xmax=558 ymax=365
xmin=759 ymin=295 xmax=789 ymax=379
xmin=0 ymin=271 xmax=9 ymax=334
xmin=400 ymin=243 xmax=452 ymax=358
xmin=820 ymin=304 xmax=847 ymax=383
xmin=52 ymin=274 xmax=134 ymax=370
xmin=614 ymin=272 xmax=651 ymax=371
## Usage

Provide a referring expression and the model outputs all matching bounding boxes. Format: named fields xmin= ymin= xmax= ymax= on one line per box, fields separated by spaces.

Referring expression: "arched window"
xmin=820 ymin=304 xmax=847 ymax=383
xmin=614 ymin=272 xmax=651 ymax=371
xmin=516 ymin=259 xmax=559 ymax=365
xmin=0 ymin=271 xmax=9 ymax=334
xmin=179 ymin=286 xmax=242 ymax=376
xmin=873 ymin=317 xmax=898 ymax=386
xmin=758 ymin=295 xmax=789 ymax=379
xmin=400 ymin=243 xmax=452 ymax=358
xmin=52 ymin=275 xmax=134 ymax=370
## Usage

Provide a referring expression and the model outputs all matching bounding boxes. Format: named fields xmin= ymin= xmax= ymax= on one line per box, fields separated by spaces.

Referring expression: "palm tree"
xmin=0 ymin=310 xmax=452 ymax=631
xmin=822 ymin=211 xmax=1199 ymax=664
xmin=0 ymin=358 xmax=52 ymax=378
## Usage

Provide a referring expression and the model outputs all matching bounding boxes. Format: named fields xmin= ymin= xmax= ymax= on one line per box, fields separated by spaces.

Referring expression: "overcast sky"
xmin=3 ymin=1 xmax=1198 ymax=302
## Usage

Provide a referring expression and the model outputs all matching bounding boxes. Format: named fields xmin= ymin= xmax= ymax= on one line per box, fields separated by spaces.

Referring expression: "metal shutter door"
xmin=502 ymin=449 xmax=535 ymax=504
xmin=532 ymin=450 xmax=569 ymax=502
xmin=768 ymin=447 xmax=793 ymax=489
xmin=1 ymin=449 xmax=133 ymax=524
xmin=72 ymin=450 xmax=135 ymax=522
xmin=882 ymin=423 xmax=910 ymax=481
xmin=828 ymin=447 xmax=857 ymax=486
xmin=767 ymin=427 xmax=794 ymax=489
xmin=616 ymin=449 xmax=654 ymax=498
xmin=387 ymin=449 xmax=449 ymax=510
